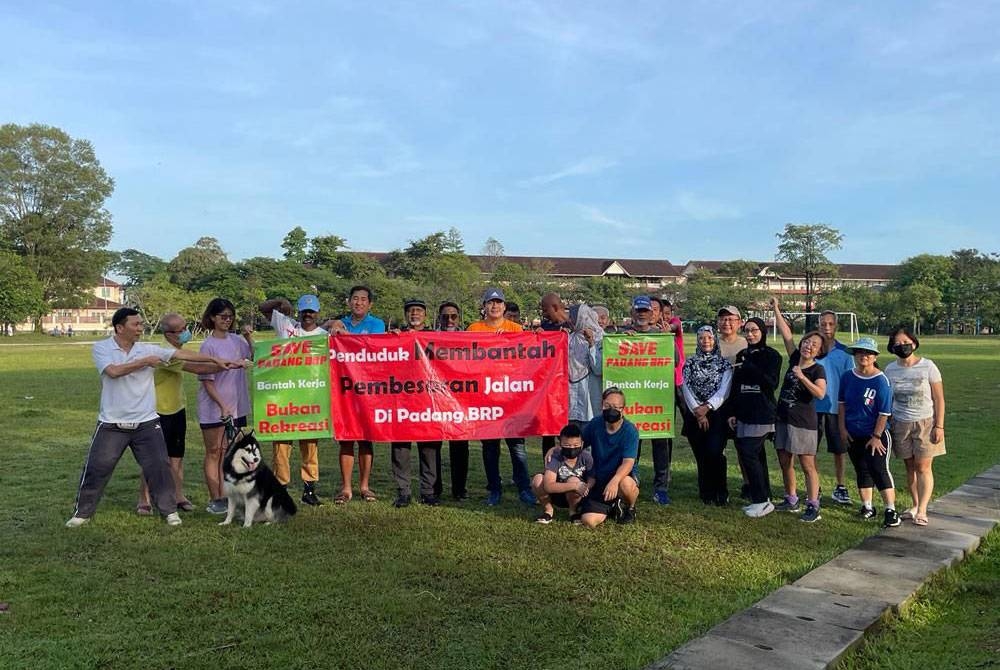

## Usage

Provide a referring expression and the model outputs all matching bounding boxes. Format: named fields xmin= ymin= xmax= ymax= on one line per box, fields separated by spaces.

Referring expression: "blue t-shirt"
xmin=838 ymin=369 xmax=892 ymax=437
xmin=815 ymin=345 xmax=853 ymax=414
xmin=581 ymin=416 xmax=639 ymax=482
xmin=340 ymin=314 xmax=386 ymax=334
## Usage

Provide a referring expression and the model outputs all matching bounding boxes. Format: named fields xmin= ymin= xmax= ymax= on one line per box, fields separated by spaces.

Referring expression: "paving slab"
xmin=856 ymin=533 xmax=965 ymax=567
xmin=889 ymin=525 xmax=981 ymax=556
xmin=920 ymin=512 xmax=997 ymax=538
xmin=755 ymin=585 xmax=889 ymax=631
xmin=948 ymin=485 xmax=1000 ymax=504
xmin=652 ymin=632 xmax=820 ymax=670
xmin=966 ymin=476 xmax=1000 ymax=490
xmin=830 ymin=548 xmax=944 ymax=584
xmin=928 ymin=498 xmax=1000 ymax=522
xmin=794 ymin=563 xmax=923 ymax=606
xmin=978 ymin=464 xmax=1000 ymax=480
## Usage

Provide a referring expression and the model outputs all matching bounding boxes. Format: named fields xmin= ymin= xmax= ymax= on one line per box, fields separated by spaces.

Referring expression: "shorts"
xmin=890 ymin=417 xmax=946 ymax=460
xmin=579 ymin=474 xmax=637 ymax=517
xmin=818 ymin=413 xmax=847 ymax=454
xmin=158 ymin=408 xmax=187 ymax=458
xmin=549 ymin=492 xmax=570 ymax=508
xmin=200 ymin=415 xmax=247 ymax=430
xmin=775 ymin=423 xmax=818 ymax=455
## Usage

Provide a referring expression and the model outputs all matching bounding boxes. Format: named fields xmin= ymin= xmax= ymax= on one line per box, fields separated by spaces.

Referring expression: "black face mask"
xmin=893 ymin=343 xmax=914 ymax=359
xmin=560 ymin=447 xmax=582 ymax=459
xmin=602 ymin=408 xmax=622 ymax=424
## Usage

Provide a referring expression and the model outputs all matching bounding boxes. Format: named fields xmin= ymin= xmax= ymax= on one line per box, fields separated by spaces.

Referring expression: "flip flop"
xmin=334 ymin=492 xmax=352 ymax=504
xmin=135 ymin=503 xmax=153 ymax=516
xmin=900 ymin=507 xmax=917 ymax=521
xmin=360 ymin=489 xmax=378 ymax=502
xmin=914 ymin=514 xmax=929 ymax=526
xmin=176 ymin=500 xmax=195 ymax=512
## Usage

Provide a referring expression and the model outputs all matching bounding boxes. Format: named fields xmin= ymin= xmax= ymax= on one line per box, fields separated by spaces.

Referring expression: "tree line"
xmin=2 ymin=123 xmax=998 ymax=335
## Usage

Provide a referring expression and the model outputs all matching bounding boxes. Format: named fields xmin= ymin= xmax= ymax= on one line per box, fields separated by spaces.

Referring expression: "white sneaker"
xmin=165 ymin=512 xmax=182 ymax=526
xmin=744 ymin=501 xmax=775 ymax=518
xmin=65 ymin=516 xmax=91 ymax=528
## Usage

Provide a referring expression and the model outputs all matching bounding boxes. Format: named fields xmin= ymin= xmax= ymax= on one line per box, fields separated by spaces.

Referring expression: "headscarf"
xmin=567 ymin=303 xmax=603 ymax=382
xmin=744 ymin=316 xmax=768 ymax=350
xmin=682 ymin=325 xmax=732 ymax=403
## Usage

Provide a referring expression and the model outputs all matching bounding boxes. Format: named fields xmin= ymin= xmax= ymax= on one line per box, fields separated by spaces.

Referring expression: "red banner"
xmin=329 ymin=331 xmax=568 ymax=441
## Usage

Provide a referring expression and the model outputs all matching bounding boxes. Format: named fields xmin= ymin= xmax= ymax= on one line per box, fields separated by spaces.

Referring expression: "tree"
xmin=0 ymin=252 xmax=45 ymax=331
xmin=679 ymin=268 xmax=766 ymax=327
xmin=0 ymin=123 xmax=115 ymax=329
xmin=568 ymin=276 xmax=633 ymax=322
xmin=774 ymin=223 xmax=843 ymax=313
xmin=281 ymin=226 xmax=308 ymax=262
xmin=129 ymin=273 xmax=210 ymax=333
xmin=113 ymin=249 xmax=168 ymax=287
xmin=168 ymin=236 xmax=230 ymax=290
xmin=481 ymin=237 xmax=505 ymax=273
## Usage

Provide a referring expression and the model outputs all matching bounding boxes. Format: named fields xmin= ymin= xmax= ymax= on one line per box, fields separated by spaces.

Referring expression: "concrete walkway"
xmin=648 ymin=465 xmax=1000 ymax=670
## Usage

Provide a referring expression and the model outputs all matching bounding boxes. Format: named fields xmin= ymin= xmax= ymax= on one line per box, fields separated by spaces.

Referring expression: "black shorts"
xmin=158 ymin=409 xmax=187 ymax=458
xmin=200 ymin=415 xmax=248 ymax=430
xmin=579 ymin=475 xmax=637 ymax=518
xmin=549 ymin=492 xmax=570 ymax=508
xmin=818 ymin=413 xmax=847 ymax=454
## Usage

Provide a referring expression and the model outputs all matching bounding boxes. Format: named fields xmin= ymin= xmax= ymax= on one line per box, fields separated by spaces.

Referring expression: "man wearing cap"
xmin=434 ymin=300 xmax=471 ymax=499
xmin=389 ymin=299 xmax=442 ymax=507
xmin=467 ymin=288 xmax=536 ymax=506
xmin=716 ymin=305 xmax=753 ymax=501
xmin=66 ymin=307 xmax=241 ymax=528
xmin=259 ymin=293 xmax=329 ymax=505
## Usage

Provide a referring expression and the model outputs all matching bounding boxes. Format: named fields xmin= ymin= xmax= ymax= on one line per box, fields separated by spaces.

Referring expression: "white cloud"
xmin=519 ymin=157 xmax=618 ymax=187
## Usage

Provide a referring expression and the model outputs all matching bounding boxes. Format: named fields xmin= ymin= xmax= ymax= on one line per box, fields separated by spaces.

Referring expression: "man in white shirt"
xmin=67 ymin=308 xmax=239 ymax=528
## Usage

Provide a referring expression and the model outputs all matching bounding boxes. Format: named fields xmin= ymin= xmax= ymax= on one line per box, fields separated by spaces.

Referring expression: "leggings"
xmin=847 ymin=431 xmax=895 ymax=491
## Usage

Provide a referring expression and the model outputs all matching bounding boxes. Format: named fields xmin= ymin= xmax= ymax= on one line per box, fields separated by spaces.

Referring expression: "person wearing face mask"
xmin=136 ymin=312 xmax=221 ymax=516
xmin=884 ymin=327 xmax=945 ymax=527
xmin=579 ymin=387 xmax=641 ymax=527
xmin=258 ymin=294 xmax=329 ymax=506
xmin=529 ymin=423 xmax=594 ymax=524
xmin=681 ymin=326 xmax=734 ymax=506
xmin=727 ymin=317 xmax=781 ymax=518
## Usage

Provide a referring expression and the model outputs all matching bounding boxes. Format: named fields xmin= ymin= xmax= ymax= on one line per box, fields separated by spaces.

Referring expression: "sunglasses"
xmin=441 ymin=313 xmax=459 ymax=320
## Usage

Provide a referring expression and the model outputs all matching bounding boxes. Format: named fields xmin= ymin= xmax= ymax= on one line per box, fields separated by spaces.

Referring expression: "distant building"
xmin=19 ymin=277 xmax=124 ymax=334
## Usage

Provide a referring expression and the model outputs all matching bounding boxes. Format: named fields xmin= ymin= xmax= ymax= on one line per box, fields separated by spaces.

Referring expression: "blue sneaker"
xmin=485 ymin=490 xmax=502 ymax=506
xmin=653 ymin=490 xmax=671 ymax=505
xmin=518 ymin=489 xmax=538 ymax=506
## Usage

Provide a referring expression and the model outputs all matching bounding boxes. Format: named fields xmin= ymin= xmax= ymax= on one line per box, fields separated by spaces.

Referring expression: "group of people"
xmin=66 ymin=285 xmax=946 ymax=533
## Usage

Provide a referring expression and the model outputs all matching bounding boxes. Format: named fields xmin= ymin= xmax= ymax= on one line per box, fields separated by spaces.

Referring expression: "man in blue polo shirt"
xmin=579 ymin=386 xmax=640 ymax=527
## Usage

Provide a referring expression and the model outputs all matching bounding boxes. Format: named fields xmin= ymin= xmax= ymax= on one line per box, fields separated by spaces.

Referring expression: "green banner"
xmin=252 ymin=334 xmax=332 ymax=441
xmin=601 ymin=334 xmax=675 ymax=438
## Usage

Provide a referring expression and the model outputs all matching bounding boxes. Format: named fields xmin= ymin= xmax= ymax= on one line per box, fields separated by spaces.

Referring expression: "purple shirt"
xmin=197 ymin=333 xmax=251 ymax=423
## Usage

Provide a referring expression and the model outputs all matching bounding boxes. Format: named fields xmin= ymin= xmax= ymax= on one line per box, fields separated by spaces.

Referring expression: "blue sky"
xmin=3 ymin=1 xmax=999 ymax=265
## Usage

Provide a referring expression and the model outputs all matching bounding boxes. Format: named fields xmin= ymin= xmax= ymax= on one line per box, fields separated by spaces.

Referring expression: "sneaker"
xmin=485 ymin=490 xmax=502 ymax=506
xmin=206 ymin=498 xmax=228 ymax=515
xmin=832 ymin=485 xmax=852 ymax=505
xmin=301 ymin=484 xmax=323 ymax=507
xmin=165 ymin=512 xmax=183 ymax=526
xmin=744 ymin=501 xmax=775 ymax=518
xmin=653 ymin=490 xmax=671 ymax=505
xmin=799 ymin=504 xmax=821 ymax=523
xmin=419 ymin=495 xmax=441 ymax=506
xmin=535 ymin=512 xmax=554 ymax=524
xmin=858 ymin=505 xmax=877 ymax=520
xmin=607 ymin=497 xmax=625 ymax=521
xmin=774 ymin=498 xmax=801 ymax=513
xmin=883 ymin=508 xmax=901 ymax=528
xmin=393 ymin=494 xmax=412 ymax=508
xmin=65 ymin=516 xmax=90 ymax=528
xmin=617 ymin=506 xmax=637 ymax=525
xmin=452 ymin=490 xmax=469 ymax=501
xmin=569 ymin=513 xmax=583 ymax=525
xmin=518 ymin=489 xmax=538 ymax=506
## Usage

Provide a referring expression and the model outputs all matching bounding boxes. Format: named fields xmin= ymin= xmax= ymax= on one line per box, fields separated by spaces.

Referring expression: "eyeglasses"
xmin=216 ymin=313 xmax=235 ymax=321
xmin=441 ymin=313 xmax=459 ymax=321
xmin=743 ymin=327 xmax=761 ymax=334
xmin=164 ymin=329 xmax=187 ymax=334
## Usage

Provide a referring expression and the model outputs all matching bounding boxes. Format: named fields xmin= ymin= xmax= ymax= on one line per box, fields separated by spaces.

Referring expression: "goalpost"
xmin=765 ymin=311 xmax=859 ymax=343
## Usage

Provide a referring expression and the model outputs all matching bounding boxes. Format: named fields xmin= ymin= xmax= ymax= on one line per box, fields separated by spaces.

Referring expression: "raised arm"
xmin=769 ymin=296 xmax=796 ymax=356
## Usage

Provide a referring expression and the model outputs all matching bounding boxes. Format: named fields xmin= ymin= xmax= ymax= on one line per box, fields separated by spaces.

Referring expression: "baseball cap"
xmin=482 ymin=288 xmax=505 ymax=303
xmin=403 ymin=298 xmax=426 ymax=310
xmin=846 ymin=336 xmax=880 ymax=355
xmin=718 ymin=305 xmax=742 ymax=319
xmin=297 ymin=294 xmax=320 ymax=313
xmin=632 ymin=296 xmax=652 ymax=311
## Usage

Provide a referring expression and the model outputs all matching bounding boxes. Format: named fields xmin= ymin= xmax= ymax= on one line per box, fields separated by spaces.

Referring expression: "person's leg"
xmin=201 ymin=425 xmax=226 ymax=500
xmin=688 ymin=430 xmax=711 ymax=503
xmin=903 ymin=456 xmax=918 ymax=516
xmin=73 ymin=423 xmax=131 ymax=519
xmin=337 ymin=440 xmax=356 ymax=500
xmin=130 ymin=421 xmax=177 ymax=516
xmin=427 ymin=440 xmax=443 ymax=497
xmin=449 ymin=441 xmax=469 ymax=499
xmin=169 ymin=457 xmax=186 ymax=504
xmin=707 ymin=417 xmax=729 ymax=504
xmin=651 ymin=438 xmax=671 ymax=493
xmin=848 ymin=437 xmax=875 ymax=511
xmin=531 ymin=474 xmax=552 ymax=516
xmin=137 ymin=479 xmax=152 ymax=512
xmin=358 ymin=441 xmax=374 ymax=496
xmin=914 ymin=456 xmax=934 ymax=519
xmin=417 ymin=442 xmax=440 ymax=499
xmin=481 ymin=439 xmax=501 ymax=494
xmin=272 ymin=441 xmax=293 ymax=486
xmin=166 ymin=410 xmax=189 ymax=506
xmin=777 ymin=449 xmax=796 ymax=498
xmin=506 ymin=438 xmax=531 ymax=492
xmin=867 ymin=432 xmax=896 ymax=509
xmin=799 ymin=454 xmax=820 ymax=504
xmin=300 ymin=439 xmax=319 ymax=485
xmin=541 ymin=435 xmax=556 ymax=464
xmin=736 ymin=435 xmax=769 ymax=504
xmin=390 ymin=442 xmax=411 ymax=498
xmin=619 ymin=475 xmax=639 ymax=508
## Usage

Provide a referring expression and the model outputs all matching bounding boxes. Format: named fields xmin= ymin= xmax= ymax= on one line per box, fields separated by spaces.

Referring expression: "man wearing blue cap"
xmin=258 ymin=293 xmax=328 ymax=505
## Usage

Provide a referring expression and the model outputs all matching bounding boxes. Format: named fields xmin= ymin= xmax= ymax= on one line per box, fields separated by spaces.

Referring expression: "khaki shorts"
xmin=891 ymin=417 xmax=946 ymax=459
xmin=775 ymin=423 xmax=818 ymax=455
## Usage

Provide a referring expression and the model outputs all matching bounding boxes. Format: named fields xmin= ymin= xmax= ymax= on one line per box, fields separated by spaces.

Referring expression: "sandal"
xmin=360 ymin=489 xmax=378 ymax=502
xmin=900 ymin=507 xmax=917 ymax=521
xmin=176 ymin=499 xmax=194 ymax=512
xmin=913 ymin=514 xmax=929 ymax=526
xmin=334 ymin=492 xmax=352 ymax=504
xmin=135 ymin=503 xmax=153 ymax=516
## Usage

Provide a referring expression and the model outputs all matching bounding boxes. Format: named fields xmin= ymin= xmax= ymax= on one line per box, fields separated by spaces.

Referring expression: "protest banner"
xmin=601 ymin=333 xmax=675 ymax=437
xmin=329 ymin=331 xmax=568 ymax=441
xmin=252 ymin=334 xmax=333 ymax=441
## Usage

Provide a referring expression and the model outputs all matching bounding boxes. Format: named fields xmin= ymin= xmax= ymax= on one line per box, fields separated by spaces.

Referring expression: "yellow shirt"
xmin=154 ymin=357 xmax=185 ymax=415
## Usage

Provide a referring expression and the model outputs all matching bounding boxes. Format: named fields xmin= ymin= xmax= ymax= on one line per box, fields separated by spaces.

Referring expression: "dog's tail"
xmin=275 ymin=486 xmax=298 ymax=518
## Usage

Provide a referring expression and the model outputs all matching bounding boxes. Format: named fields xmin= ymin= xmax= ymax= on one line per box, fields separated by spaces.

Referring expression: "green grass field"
xmin=0 ymin=336 xmax=997 ymax=669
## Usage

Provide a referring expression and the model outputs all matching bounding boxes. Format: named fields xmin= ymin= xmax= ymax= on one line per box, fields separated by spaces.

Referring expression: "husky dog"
xmin=220 ymin=431 xmax=297 ymax=527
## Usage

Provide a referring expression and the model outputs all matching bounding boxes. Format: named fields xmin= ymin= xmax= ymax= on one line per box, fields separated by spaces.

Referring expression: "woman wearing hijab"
xmin=728 ymin=317 xmax=782 ymax=517
xmin=681 ymin=326 xmax=734 ymax=505
xmin=567 ymin=303 xmax=604 ymax=423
